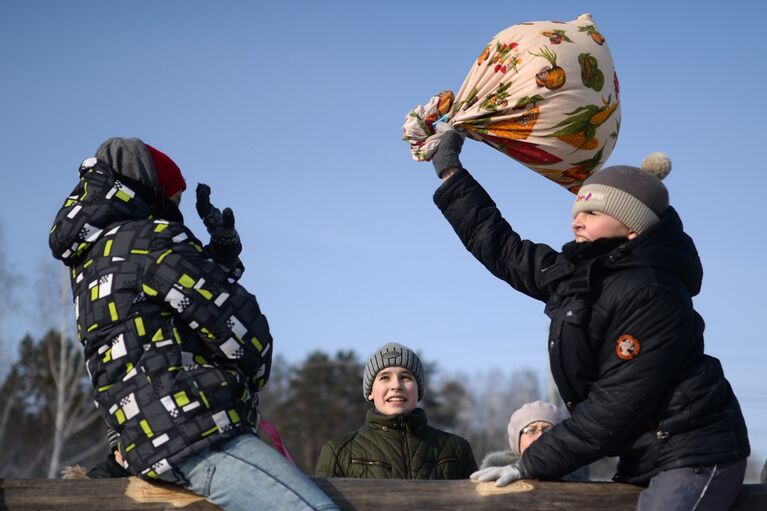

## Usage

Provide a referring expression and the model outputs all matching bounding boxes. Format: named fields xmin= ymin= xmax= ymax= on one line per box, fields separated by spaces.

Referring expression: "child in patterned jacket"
xmin=50 ymin=138 xmax=337 ymax=511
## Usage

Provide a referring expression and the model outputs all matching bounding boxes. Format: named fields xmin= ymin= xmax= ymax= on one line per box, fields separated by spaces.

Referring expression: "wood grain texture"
xmin=0 ymin=478 xmax=765 ymax=510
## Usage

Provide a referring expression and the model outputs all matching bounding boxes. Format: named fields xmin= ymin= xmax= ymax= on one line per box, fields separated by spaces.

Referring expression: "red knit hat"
xmin=145 ymin=144 xmax=187 ymax=198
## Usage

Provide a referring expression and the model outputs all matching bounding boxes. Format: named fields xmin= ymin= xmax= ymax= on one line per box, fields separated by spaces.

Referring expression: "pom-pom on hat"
xmin=145 ymin=144 xmax=187 ymax=199
xmin=362 ymin=343 xmax=425 ymax=402
xmin=572 ymin=152 xmax=672 ymax=234
xmin=507 ymin=401 xmax=563 ymax=456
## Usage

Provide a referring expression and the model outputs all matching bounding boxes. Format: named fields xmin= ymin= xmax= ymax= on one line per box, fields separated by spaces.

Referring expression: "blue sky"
xmin=2 ymin=1 xmax=766 ymax=477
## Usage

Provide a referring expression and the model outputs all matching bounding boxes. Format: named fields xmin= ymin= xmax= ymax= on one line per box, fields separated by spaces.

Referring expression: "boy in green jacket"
xmin=316 ymin=343 xmax=477 ymax=479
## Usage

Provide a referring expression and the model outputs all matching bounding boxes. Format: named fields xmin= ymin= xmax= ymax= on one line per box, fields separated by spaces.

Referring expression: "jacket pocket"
xmin=552 ymin=298 xmax=595 ymax=404
xmin=350 ymin=458 xmax=393 ymax=478
xmin=351 ymin=458 xmax=392 ymax=470
xmin=419 ymin=456 xmax=463 ymax=479
xmin=420 ymin=456 xmax=459 ymax=469
xmin=186 ymin=366 xmax=243 ymax=411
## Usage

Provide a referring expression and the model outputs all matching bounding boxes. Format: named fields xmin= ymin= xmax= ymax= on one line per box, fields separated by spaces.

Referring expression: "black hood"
xmin=615 ymin=207 xmax=703 ymax=296
xmin=49 ymin=141 xmax=182 ymax=266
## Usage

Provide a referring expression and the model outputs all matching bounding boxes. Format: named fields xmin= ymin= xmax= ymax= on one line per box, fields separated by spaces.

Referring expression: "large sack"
xmin=403 ymin=13 xmax=620 ymax=193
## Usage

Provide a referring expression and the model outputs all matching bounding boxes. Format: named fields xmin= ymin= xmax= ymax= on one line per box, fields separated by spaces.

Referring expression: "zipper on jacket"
xmin=398 ymin=418 xmax=413 ymax=479
xmin=655 ymin=418 xmax=669 ymax=440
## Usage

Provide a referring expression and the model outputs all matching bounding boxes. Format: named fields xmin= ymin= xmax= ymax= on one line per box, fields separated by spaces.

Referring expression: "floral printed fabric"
xmin=403 ymin=13 xmax=620 ymax=193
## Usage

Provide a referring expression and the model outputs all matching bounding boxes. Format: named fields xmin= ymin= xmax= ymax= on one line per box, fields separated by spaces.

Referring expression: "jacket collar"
xmin=365 ymin=407 xmax=428 ymax=431
xmin=557 ymin=237 xmax=629 ymax=296
xmin=544 ymin=207 xmax=702 ymax=298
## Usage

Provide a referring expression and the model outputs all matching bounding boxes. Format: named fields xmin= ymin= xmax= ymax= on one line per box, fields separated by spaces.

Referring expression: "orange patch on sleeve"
xmin=615 ymin=334 xmax=640 ymax=360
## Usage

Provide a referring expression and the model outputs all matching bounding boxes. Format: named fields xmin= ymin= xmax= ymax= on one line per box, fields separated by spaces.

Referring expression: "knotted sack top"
xmin=404 ymin=13 xmax=621 ymax=193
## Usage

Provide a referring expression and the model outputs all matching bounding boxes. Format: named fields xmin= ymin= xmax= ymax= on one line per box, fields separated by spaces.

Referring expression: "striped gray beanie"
xmin=572 ymin=152 xmax=672 ymax=234
xmin=362 ymin=343 xmax=425 ymax=401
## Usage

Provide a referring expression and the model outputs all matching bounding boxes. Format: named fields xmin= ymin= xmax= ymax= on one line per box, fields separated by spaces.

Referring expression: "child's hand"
xmin=432 ymin=123 xmax=465 ymax=180
xmin=195 ymin=183 xmax=242 ymax=268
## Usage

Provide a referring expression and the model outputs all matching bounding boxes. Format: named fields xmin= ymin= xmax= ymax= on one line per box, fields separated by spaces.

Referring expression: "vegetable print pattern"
xmin=403 ymin=13 xmax=620 ymax=193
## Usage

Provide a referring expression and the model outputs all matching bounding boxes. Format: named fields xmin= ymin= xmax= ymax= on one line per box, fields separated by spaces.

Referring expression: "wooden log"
xmin=315 ymin=479 xmax=766 ymax=511
xmin=0 ymin=478 xmax=218 ymax=511
xmin=0 ymin=478 xmax=765 ymax=510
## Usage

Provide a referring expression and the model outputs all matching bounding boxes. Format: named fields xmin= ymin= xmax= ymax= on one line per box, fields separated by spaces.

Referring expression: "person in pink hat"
xmin=478 ymin=401 xmax=587 ymax=481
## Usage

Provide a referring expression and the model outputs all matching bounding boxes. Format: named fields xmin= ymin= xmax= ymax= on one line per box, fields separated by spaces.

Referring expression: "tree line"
xmin=0 ymin=231 xmax=621 ymax=479
xmin=0 ymin=331 xmax=621 ymax=479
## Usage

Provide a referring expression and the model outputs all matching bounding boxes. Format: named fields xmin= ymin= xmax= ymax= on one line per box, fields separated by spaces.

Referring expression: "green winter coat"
xmin=315 ymin=408 xmax=477 ymax=479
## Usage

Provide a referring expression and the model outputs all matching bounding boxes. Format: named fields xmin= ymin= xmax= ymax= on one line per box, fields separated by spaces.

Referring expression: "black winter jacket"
xmin=49 ymin=151 xmax=273 ymax=479
xmin=434 ymin=169 xmax=749 ymax=484
xmin=315 ymin=408 xmax=477 ymax=479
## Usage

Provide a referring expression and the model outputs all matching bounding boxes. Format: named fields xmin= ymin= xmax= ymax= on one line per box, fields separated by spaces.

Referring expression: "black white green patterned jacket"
xmin=49 ymin=155 xmax=272 ymax=479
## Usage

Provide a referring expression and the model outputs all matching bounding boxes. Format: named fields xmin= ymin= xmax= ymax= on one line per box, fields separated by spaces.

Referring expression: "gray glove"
xmin=470 ymin=459 xmax=530 ymax=487
xmin=431 ymin=122 xmax=465 ymax=178
xmin=195 ymin=183 xmax=242 ymax=269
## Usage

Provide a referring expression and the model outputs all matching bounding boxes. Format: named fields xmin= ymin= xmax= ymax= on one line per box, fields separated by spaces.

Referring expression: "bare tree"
xmin=416 ymin=366 xmax=544 ymax=461
xmin=0 ymin=224 xmax=21 ymax=377
xmin=36 ymin=265 xmax=101 ymax=477
xmin=46 ymin=266 xmax=102 ymax=477
xmin=466 ymin=368 xmax=509 ymax=457
xmin=0 ymin=370 xmax=18 ymax=460
xmin=508 ymin=368 xmax=542 ymax=412
xmin=0 ymin=224 xmax=21 ymax=451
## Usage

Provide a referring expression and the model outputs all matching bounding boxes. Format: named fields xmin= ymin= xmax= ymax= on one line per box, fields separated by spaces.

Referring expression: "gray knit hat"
xmin=96 ymin=137 xmax=160 ymax=191
xmin=362 ymin=343 xmax=425 ymax=402
xmin=572 ymin=152 xmax=672 ymax=234
xmin=507 ymin=401 xmax=563 ymax=456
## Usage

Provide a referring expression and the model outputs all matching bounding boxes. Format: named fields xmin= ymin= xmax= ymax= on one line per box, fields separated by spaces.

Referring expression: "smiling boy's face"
xmin=368 ymin=367 xmax=419 ymax=416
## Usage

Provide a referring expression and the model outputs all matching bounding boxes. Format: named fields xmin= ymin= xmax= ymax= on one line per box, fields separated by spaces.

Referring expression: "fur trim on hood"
xmin=61 ymin=465 xmax=89 ymax=479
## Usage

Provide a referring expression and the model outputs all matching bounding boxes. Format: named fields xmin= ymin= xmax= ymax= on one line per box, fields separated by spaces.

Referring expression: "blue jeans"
xmin=636 ymin=459 xmax=747 ymax=511
xmin=158 ymin=433 xmax=338 ymax=511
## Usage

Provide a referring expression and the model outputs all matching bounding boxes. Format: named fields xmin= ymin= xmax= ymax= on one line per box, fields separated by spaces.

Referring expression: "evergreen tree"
xmin=423 ymin=375 xmax=472 ymax=434
xmin=0 ymin=331 xmax=105 ymax=478
xmin=270 ymin=350 xmax=368 ymax=473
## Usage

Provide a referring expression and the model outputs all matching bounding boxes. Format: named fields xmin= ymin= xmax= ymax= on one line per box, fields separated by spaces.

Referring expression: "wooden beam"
xmin=0 ymin=478 xmax=765 ymax=510
xmin=0 ymin=478 xmax=217 ymax=511
xmin=314 ymin=479 xmax=766 ymax=511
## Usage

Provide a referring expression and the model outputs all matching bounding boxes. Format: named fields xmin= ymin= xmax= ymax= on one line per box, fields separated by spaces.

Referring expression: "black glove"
xmin=86 ymin=452 xmax=131 ymax=479
xmin=196 ymin=183 xmax=242 ymax=269
xmin=431 ymin=123 xmax=465 ymax=178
